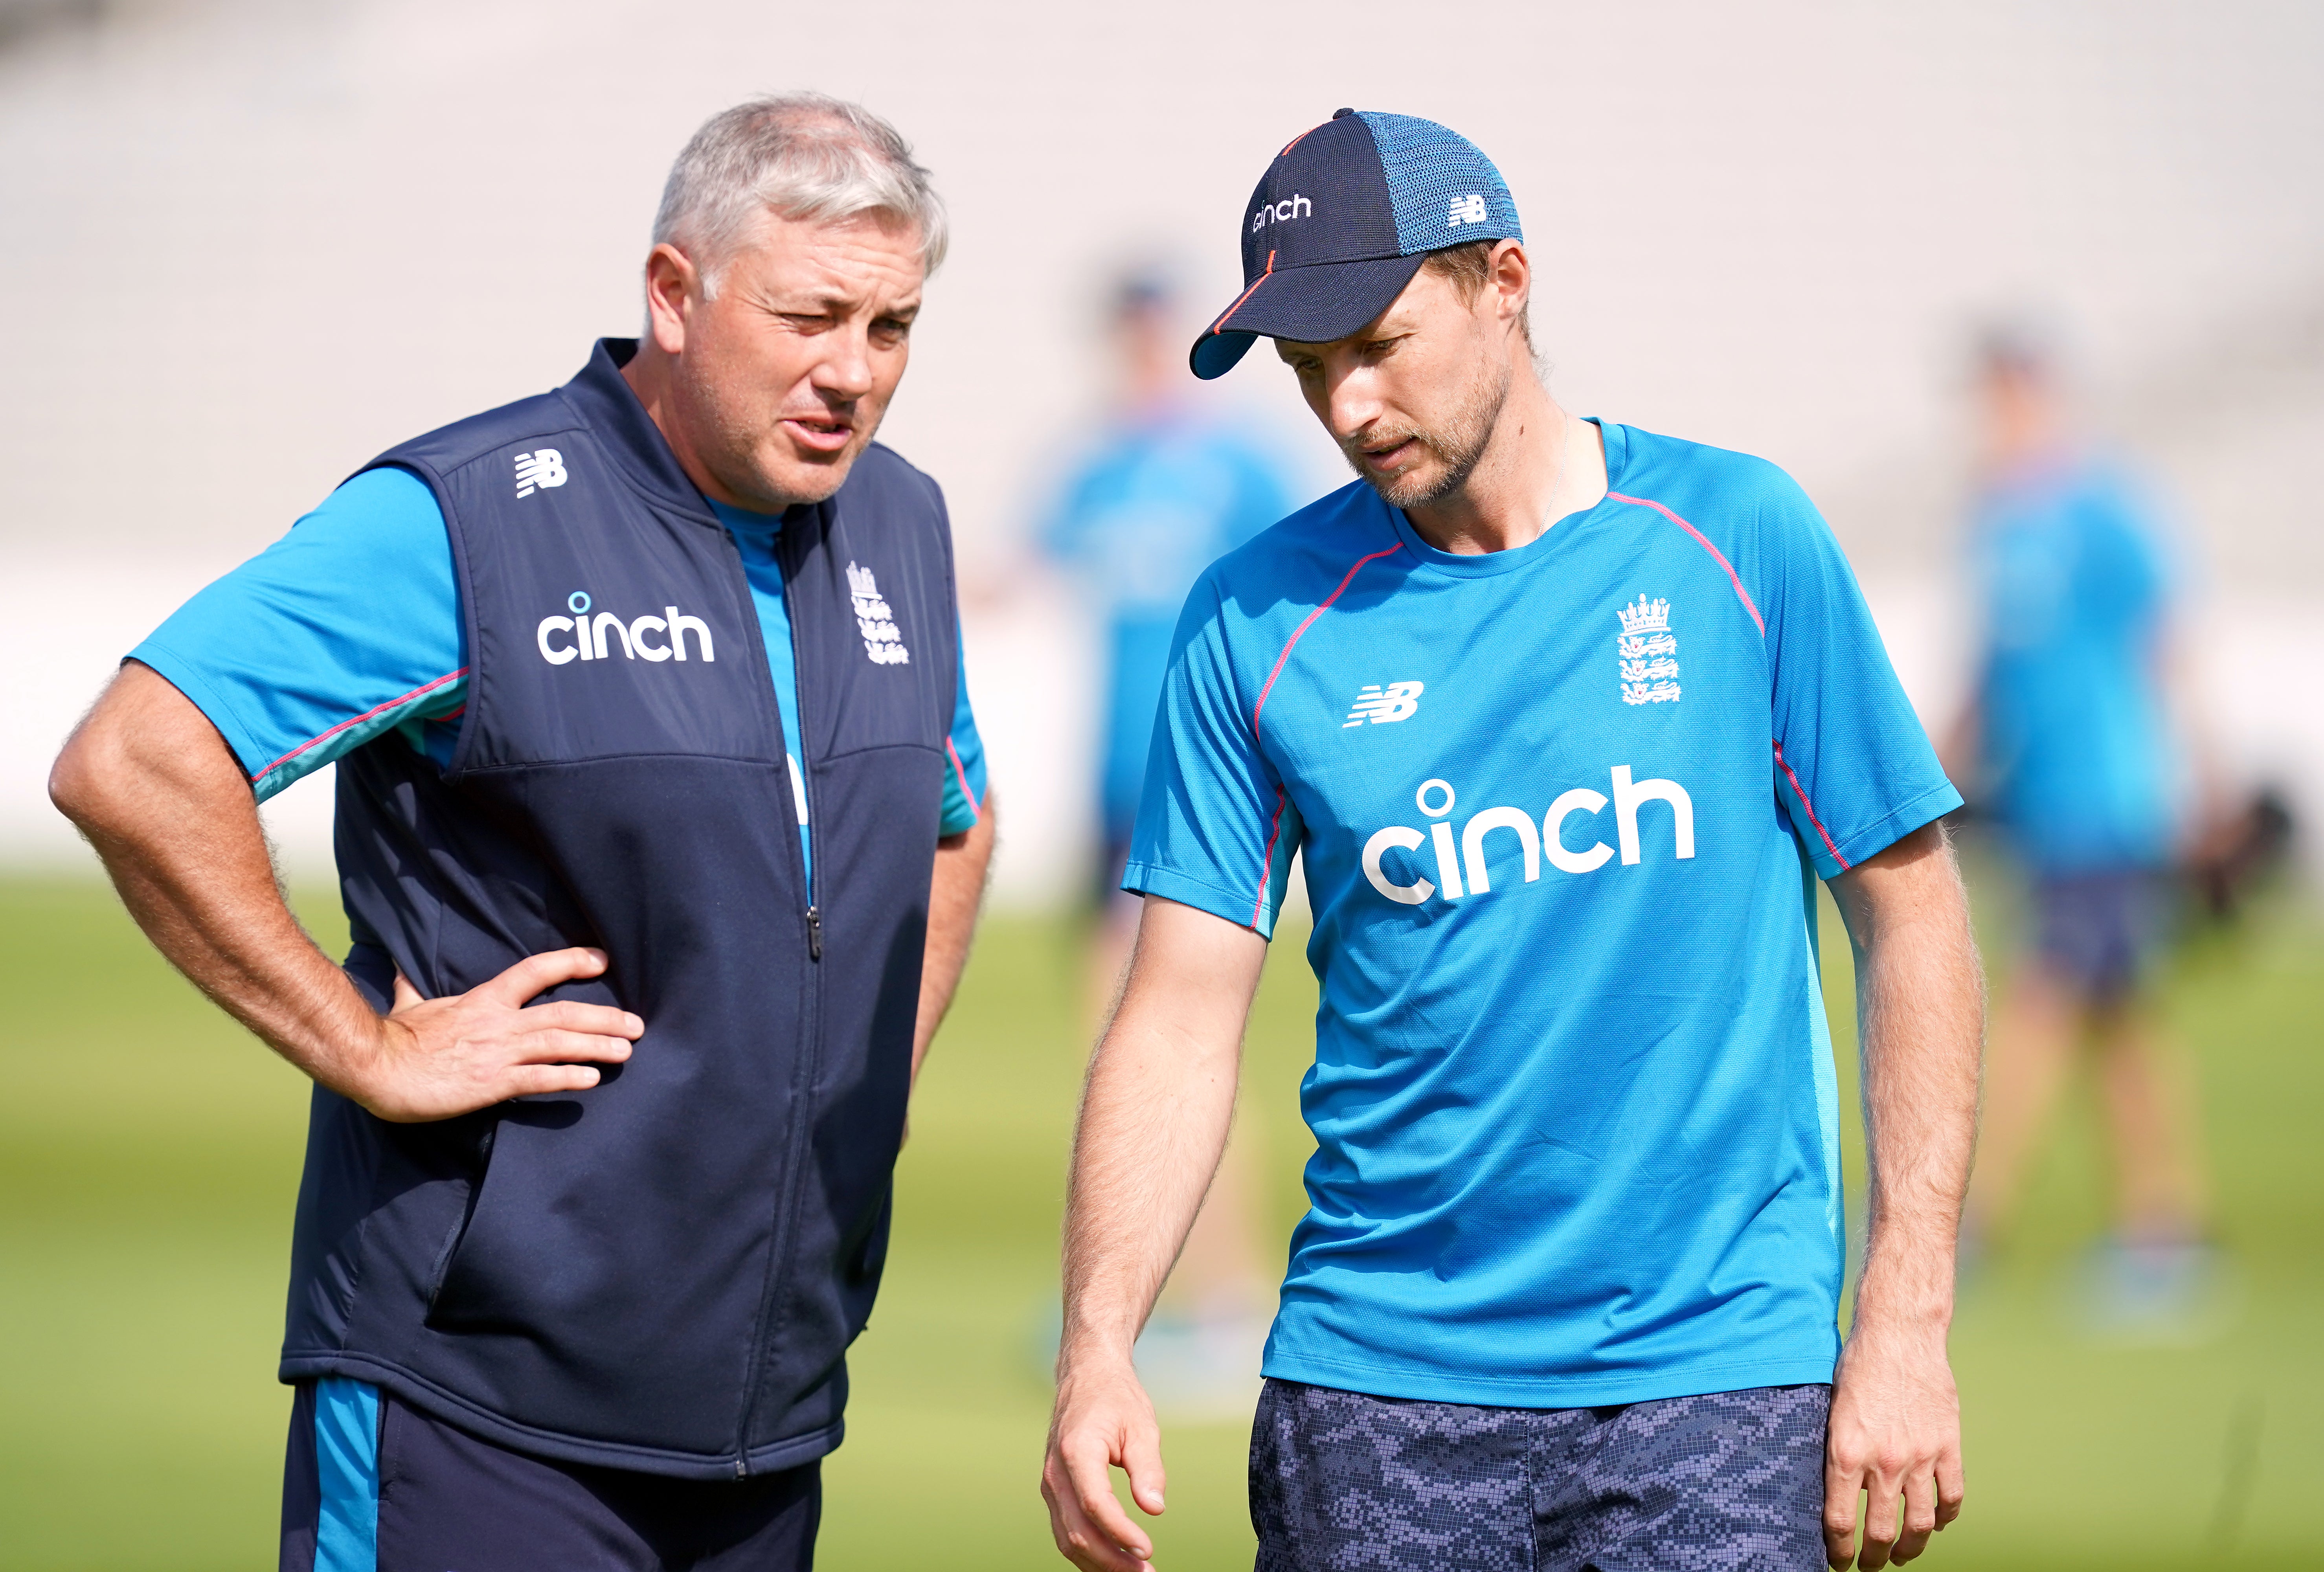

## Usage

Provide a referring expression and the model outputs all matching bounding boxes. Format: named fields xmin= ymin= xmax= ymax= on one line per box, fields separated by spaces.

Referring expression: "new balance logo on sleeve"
xmin=535 ymin=589 xmax=715 ymax=665
xmin=1345 ymin=681 xmax=1425 ymax=727
xmin=514 ymin=449 xmax=568 ymax=498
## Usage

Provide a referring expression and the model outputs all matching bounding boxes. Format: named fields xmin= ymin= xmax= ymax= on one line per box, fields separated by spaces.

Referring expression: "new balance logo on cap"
xmin=1447 ymin=194 xmax=1488 ymax=228
xmin=514 ymin=449 xmax=567 ymax=498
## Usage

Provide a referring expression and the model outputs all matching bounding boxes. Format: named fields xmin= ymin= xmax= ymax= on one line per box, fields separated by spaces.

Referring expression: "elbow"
xmin=48 ymin=730 xmax=105 ymax=831
xmin=49 ymin=715 xmax=137 ymax=838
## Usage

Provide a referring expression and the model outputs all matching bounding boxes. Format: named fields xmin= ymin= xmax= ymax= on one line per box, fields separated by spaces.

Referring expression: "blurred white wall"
xmin=5 ymin=0 xmax=2321 ymax=898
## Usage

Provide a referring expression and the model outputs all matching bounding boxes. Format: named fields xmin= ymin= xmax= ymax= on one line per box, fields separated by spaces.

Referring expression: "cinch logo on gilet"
xmin=535 ymin=590 xmax=716 ymax=665
xmin=1360 ymin=768 xmax=1694 ymax=906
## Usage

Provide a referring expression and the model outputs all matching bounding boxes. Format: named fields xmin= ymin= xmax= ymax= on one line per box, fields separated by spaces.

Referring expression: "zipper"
xmin=729 ymin=505 xmax=827 ymax=1475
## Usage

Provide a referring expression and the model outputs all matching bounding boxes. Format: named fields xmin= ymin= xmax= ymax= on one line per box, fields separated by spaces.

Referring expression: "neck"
xmin=1402 ymin=366 xmax=1606 ymax=555
xmin=620 ymin=341 xmax=748 ymax=509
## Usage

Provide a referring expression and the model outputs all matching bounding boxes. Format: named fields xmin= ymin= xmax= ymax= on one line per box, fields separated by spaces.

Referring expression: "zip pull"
xmin=806 ymin=905 xmax=822 ymax=962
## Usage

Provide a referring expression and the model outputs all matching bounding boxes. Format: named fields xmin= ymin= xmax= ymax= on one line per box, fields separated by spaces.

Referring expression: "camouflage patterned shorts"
xmin=1249 ymin=1378 xmax=1829 ymax=1571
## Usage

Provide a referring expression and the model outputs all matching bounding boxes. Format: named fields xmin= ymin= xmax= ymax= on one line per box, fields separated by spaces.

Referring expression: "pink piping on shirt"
xmin=251 ymin=668 xmax=468 ymax=783
xmin=945 ymin=737 xmax=981 ymax=823
xmin=1773 ymin=740 xmax=1850 ymax=870
xmin=1243 ymin=540 xmax=1403 ymax=924
xmin=1251 ymin=544 xmax=1404 ymax=740
xmin=1606 ymin=491 xmax=1765 ymax=636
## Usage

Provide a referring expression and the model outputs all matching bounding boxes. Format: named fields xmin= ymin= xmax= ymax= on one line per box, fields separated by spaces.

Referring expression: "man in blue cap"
xmin=1040 ymin=110 xmax=1983 ymax=1571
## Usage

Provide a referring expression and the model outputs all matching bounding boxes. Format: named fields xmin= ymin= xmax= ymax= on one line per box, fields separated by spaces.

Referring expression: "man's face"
xmin=657 ymin=210 xmax=924 ymax=510
xmin=1274 ymin=264 xmax=1511 ymax=511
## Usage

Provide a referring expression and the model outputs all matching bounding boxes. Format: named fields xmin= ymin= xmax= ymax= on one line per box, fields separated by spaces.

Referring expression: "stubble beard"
xmin=1344 ymin=352 xmax=1512 ymax=512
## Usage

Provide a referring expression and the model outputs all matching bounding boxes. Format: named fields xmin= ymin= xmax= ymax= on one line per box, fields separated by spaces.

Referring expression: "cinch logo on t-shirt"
xmin=535 ymin=590 xmax=715 ymax=665
xmin=1360 ymin=767 xmax=1694 ymax=905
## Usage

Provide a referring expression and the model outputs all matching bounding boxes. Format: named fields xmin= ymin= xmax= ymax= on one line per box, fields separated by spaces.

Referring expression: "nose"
xmin=812 ymin=325 xmax=876 ymax=403
xmin=1324 ymin=363 xmax=1382 ymax=445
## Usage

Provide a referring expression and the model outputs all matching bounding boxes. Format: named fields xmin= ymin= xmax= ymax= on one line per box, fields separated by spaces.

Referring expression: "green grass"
xmin=1 ymin=872 xmax=2319 ymax=1569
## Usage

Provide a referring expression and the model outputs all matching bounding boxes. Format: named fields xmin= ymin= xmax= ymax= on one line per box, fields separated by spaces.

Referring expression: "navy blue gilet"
xmin=279 ymin=339 xmax=958 ymax=1479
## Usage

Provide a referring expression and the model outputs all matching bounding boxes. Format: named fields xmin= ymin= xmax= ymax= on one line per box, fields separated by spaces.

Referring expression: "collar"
xmin=557 ymin=338 xmax=722 ymax=522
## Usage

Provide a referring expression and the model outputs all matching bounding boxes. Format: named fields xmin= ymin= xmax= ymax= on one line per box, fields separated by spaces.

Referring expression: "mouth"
xmin=1356 ymin=435 xmax=1420 ymax=472
xmin=781 ymin=414 xmax=855 ymax=455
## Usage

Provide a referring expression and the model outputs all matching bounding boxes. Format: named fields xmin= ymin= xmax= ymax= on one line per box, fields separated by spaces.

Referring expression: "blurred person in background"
xmin=1043 ymin=110 xmax=1982 ymax=1572
xmin=1950 ymin=320 xmax=2218 ymax=1329
xmin=1034 ymin=264 xmax=1295 ymax=1411
xmin=49 ymin=94 xmax=991 ymax=1572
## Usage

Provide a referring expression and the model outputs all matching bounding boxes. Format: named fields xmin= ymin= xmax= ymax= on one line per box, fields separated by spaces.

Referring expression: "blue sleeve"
xmin=938 ymin=626 xmax=988 ymax=837
xmin=1758 ymin=470 xmax=1962 ymax=878
xmin=127 ymin=467 xmax=467 ymax=802
xmin=1121 ymin=571 xmax=1300 ymax=938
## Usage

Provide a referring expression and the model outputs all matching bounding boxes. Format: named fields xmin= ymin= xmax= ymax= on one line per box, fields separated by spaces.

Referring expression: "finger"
xmin=1121 ymin=1417 xmax=1168 ymax=1516
xmin=516 ymin=1029 xmax=636 ymax=1066
xmin=1934 ymin=1448 xmax=1966 ymax=1530
xmin=1891 ymin=1467 xmax=1936 ymax=1563
xmin=524 ymin=999 xmax=646 ymax=1039
xmin=391 ymin=971 xmax=424 ymax=1012
xmin=1859 ymin=1469 xmax=1902 ymax=1571
xmin=481 ymin=946 xmax=610 ymax=1007
xmin=1064 ymin=1432 xmax=1153 ymax=1563
xmin=1043 ymin=1456 xmax=1146 ymax=1572
xmin=1823 ymin=1463 xmax=1861 ymax=1570
xmin=499 ymin=1063 xmax=603 ymax=1099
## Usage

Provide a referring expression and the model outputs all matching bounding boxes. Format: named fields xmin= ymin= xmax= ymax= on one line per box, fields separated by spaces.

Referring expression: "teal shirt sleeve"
xmin=939 ymin=634 xmax=987 ymax=837
xmin=127 ymin=467 xmax=467 ymax=802
xmin=1758 ymin=466 xmax=1962 ymax=876
xmin=1119 ymin=569 xmax=1299 ymax=938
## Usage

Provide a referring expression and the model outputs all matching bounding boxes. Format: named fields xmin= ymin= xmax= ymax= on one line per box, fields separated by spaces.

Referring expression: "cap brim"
xmin=1187 ymin=254 xmax=1427 ymax=379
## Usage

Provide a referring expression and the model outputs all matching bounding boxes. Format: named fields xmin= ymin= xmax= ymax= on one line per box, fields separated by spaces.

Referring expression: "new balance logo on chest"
xmin=847 ymin=562 xmax=911 ymax=666
xmin=1345 ymin=681 xmax=1424 ymax=727
xmin=514 ymin=449 xmax=567 ymax=498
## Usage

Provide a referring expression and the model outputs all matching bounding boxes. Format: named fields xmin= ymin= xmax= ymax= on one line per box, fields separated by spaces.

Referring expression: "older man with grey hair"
xmin=50 ymin=93 xmax=992 ymax=1571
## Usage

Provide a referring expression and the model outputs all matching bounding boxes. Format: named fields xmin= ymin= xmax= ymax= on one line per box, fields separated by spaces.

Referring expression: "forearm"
xmin=1060 ymin=898 xmax=1264 ymax=1369
xmin=912 ymin=793 xmax=997 ymax=1083
xmin=1842 ymin=828 xmax=1985 ymax=1328
xmin=51 ymin=665 xmax=383 ymax=1088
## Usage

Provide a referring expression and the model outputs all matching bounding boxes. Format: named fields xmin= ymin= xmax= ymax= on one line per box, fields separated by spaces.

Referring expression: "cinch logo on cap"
xmin=1192 ymin=108 xmax=1524 ymax=379
xmin=1251 ymin=192 xmax=1314 ymax=233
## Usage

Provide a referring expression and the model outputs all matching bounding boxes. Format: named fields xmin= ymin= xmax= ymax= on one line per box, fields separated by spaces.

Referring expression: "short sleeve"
xmin=127 ymin=467 xmax=467 ymax=801
xmin=1121 ymin=573 xmax=1301 ymax=938
xmin=1759 ymin=473 xmax=1962 ymax=878
xmin=939 ymin=627 xmax=987 ymax=836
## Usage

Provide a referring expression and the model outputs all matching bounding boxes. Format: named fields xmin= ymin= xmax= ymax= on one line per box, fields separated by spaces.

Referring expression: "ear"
xmin=641 ymin=243 xmax=702 ymax=357
xmin=1488 ymin=239 xmax=1530 ymax=332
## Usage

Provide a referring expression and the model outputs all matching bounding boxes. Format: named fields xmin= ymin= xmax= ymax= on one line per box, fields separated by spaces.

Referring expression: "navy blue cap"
xmin=1190 ymin=108 xmax=1524 ymax=379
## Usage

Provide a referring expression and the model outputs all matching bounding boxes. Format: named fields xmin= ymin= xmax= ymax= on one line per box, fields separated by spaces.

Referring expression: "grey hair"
xmin=652 ymin=92 xmax=948 ymax=296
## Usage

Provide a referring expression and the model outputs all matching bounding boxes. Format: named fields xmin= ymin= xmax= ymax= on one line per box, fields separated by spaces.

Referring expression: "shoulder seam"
xmin=1606 ymin=491 xmax=1765 ymax=635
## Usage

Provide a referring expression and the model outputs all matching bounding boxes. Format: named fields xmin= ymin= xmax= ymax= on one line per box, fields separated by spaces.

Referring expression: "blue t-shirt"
xmin=1040 ymin=411 xmax=1291 ymax=844
xmin=1972 ymin=456 xmax=2173 ymax=874
xmin=131 ymin=468 xmax=988 ymax=890
xmin=1128 ymin=421 xmax=1960 ymax=1408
